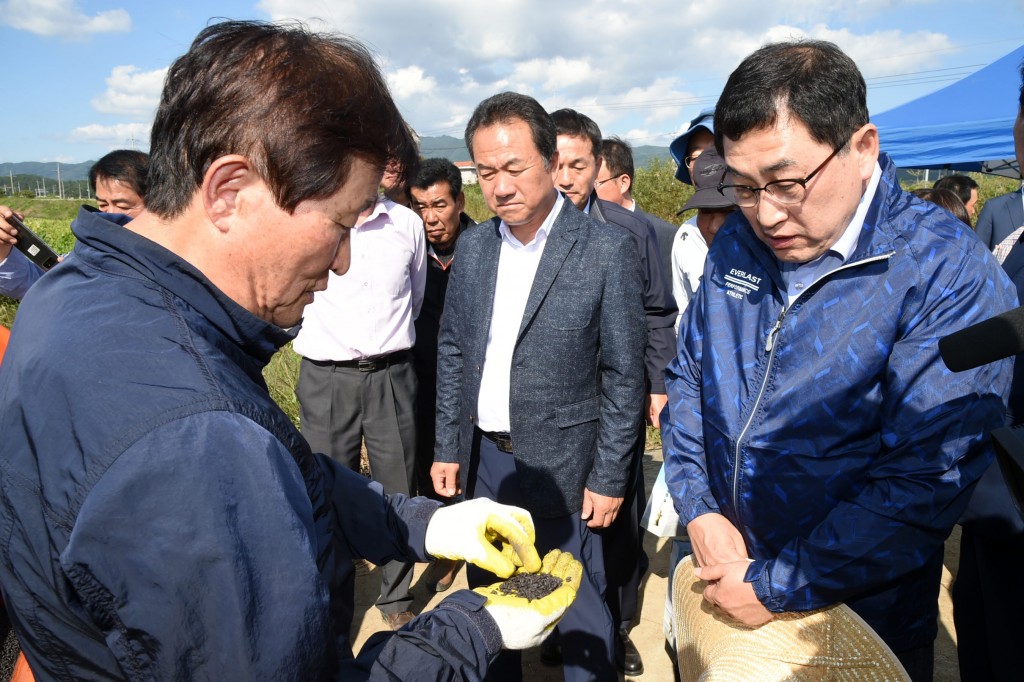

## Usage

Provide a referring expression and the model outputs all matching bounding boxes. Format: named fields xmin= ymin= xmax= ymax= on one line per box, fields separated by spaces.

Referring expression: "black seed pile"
xmin=497 ymin=573 xmax=563 ymax=601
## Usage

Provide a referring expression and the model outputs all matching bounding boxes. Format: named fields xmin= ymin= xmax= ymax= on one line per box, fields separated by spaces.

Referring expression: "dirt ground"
xmin=352 ymin=450 xmax=962 ymax=680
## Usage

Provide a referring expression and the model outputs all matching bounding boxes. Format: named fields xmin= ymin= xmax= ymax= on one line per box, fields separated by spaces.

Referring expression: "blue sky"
xmin=1 ymin=0 xmax=1022 ymax=163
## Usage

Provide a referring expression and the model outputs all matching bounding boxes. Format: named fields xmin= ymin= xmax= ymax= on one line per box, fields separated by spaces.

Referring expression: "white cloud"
xmin=255 ymin=0 xmax=959 ymax=143
xmin=69 ymin=122 xmax=149 ymax=148
xmin=0 ymin=0 xmax=130 ymax=38
xmin=389 ymin=66 xmax=438 ymax=99
xmin=90 ymin=65 xmax=167 ymax=117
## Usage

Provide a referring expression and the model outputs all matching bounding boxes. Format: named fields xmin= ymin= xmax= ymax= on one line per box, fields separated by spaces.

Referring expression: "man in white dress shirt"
xmin=293 ymin=196 xmax=426 ymax=630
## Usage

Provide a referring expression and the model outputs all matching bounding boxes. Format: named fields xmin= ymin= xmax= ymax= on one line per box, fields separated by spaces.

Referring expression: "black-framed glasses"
xmin=717 ymin=144 xmax=844 ymax=208
xmin=595 ymin=174 xmax=624 ymax=188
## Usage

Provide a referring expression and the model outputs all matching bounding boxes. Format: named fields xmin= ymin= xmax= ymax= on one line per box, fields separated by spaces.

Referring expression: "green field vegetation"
xmin=1 ymin=169 xmax=1021 ymax=437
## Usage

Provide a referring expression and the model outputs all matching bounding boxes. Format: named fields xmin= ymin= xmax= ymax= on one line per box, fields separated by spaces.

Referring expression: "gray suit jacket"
xmin=434 ymin=197 xmax=647 ymax=517
xmin=975 ymin=188 xmax=1024 ymax=250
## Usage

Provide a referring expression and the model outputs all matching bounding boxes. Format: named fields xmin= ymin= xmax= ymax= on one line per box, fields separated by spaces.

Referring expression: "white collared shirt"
xmin=476 ymin=192 xmax=563 ymax=432
xmin=293 ymin=199 xmax=426 ymax=361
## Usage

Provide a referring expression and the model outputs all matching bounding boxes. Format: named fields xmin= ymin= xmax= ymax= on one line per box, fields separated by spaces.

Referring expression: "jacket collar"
xmin=70 ymin=207 xmax=294 ymax=367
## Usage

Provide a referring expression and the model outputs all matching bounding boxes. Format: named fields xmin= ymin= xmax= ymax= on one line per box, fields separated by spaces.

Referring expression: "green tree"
xmin=633 ymin=158 xmax=692 ymax=225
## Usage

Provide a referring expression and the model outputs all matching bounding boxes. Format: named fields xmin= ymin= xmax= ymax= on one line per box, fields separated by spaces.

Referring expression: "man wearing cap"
xmin=663 ymin=40 xmax=1014 ymax=682
xmin=669 ymin=107 xmax=717 ymax=191
xmin=670 ymin=149 xmax=736 ymax=316
xmin=596 ymin=136 xmax=677 ymax=283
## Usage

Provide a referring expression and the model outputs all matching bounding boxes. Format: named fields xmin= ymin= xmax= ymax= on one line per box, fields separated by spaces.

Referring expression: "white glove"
xmin=475 ymin=549 xmax=583 ymax=649
xmin=424 ymin=498 xmax=542 ymax=578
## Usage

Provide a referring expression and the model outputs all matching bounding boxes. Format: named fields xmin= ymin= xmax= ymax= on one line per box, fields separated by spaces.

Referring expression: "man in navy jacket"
xmin=0 ymin=21 xmax=574 ymax=682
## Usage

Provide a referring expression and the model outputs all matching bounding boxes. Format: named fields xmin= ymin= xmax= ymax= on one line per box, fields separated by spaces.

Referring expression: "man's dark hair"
xmin=715 ymin=40 xmax=869 ymax=153
xmin=933 ymin=174 xmax=979 ymax=206
xmin=410 ymin=158 xmax=462 ymax=200
xmin=465 ymin=92 xmax=557 ymax=168
xmin=88 ymin=149 xmax=149 ymax=197
xmin=600 ymin=137 xmax=635 ymax=181
xmin=550 ymin=108 xmax=602 ymax=160
xmin=145 ymin=20 xmax=417 ymax=218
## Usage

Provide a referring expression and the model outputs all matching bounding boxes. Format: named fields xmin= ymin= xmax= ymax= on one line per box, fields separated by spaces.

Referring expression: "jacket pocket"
xmin=555 ymin=395 xmax=601 ymax=428
xmin=547 ymin=306 xmax=593 ymax=330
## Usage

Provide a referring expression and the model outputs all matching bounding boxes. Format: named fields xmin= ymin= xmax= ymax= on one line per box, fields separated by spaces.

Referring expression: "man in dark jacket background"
xmin=595 ymin=135 xmax=678 ymax=286
xmin=0 ymin=21 xmax=578 ymax=681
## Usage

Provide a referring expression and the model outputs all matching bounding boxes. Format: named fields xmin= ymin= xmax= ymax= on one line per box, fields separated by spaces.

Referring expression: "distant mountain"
xmin=0 ymin=161 xmax=94 ymax=181
xmin=419 ymin=135 xmax=470 ymax=162
xmin=417 ymin=135 xmax=671 ymax=167
xmin=0 ymin=136 xmax=674 ymax=182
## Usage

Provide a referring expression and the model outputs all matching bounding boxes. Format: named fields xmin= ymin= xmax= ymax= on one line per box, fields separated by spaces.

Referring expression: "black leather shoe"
xmin=539 ymin=636 xmax=562 ymax=666
xmin=616 ymin=628 xmax=644 ymax=676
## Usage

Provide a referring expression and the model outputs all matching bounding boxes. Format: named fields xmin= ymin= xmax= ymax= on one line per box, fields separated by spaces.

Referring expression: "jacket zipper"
xmin=730 ymin=251 xmax=894 ymax=522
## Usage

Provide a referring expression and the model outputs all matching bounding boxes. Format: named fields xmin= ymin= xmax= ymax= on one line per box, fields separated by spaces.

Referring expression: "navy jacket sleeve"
xmin=62 ymin=413 xmax=340 ymax=680
xmin=63 ymin=412 xmax=500 ymax=681
xmin=342 ymin=590 xmax=501 ymax=681
xmin=0 ymin=248 xmax=44 ymax=300
xmin=317 ymin=452 xmax=440 ymax=566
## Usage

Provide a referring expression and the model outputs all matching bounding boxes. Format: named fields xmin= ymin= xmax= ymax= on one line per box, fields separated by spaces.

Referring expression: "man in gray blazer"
xmin=431 ymin=92 xmax=647 ymax=682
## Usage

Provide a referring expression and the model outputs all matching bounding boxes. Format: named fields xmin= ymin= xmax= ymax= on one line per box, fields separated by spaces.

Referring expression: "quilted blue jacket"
xmin=0 ymin=209 xmax=501 ymax=681
xmin=663 ymin=154 xmax=1016 ymax=652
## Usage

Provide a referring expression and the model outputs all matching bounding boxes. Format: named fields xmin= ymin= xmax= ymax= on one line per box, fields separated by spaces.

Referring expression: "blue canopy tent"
xmin=872 ymin=43 xmax=1023 ymax=176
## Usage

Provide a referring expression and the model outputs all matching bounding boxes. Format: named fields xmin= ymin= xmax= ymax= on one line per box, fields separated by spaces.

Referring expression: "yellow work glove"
xmin=424 ymin=498 xmax=542 ymax=578
xmin=474 ymin=549 xmax=583 ymax=649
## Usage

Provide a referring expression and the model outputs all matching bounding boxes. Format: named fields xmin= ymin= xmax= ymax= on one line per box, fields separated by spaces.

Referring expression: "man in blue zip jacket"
xmin=0 ymin=21 xmax=579 ymax=682
xmin=663 ymin=40 xmax=1015 ymax=682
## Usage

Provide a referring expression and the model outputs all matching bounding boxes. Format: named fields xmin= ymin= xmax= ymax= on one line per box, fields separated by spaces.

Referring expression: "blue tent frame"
xmin=872 ymin=44 xmax=1023 ymax=175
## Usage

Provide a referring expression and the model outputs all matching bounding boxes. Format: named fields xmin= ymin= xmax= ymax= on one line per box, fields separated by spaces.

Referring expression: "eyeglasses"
xmin=683 ymin=152 xmax=703 ymax=168
xmin=717 ymin=144 xmax=844 ymax=208
xmin=595 ymin=174 xmax=624 ymax=188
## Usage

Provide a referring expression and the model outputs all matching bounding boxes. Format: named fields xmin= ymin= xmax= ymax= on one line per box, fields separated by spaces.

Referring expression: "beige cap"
xmin=672 ymin=555 xmax=910 ymax=681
